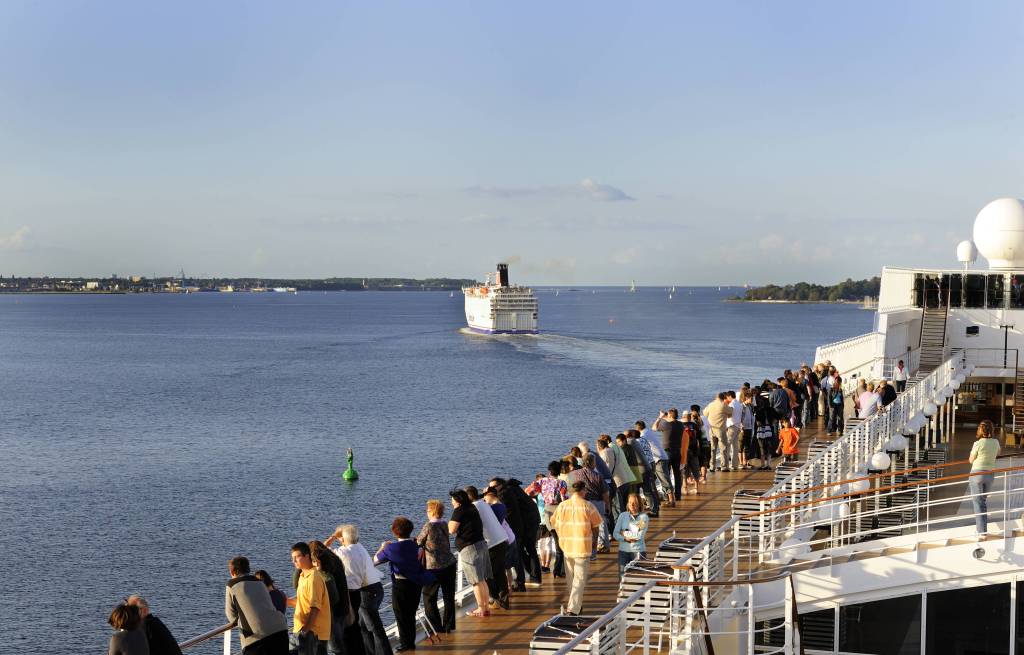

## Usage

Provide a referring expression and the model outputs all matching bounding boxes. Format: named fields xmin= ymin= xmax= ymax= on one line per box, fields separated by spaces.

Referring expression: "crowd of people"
xmin=109 ymin=359 xmax=916 ymax=655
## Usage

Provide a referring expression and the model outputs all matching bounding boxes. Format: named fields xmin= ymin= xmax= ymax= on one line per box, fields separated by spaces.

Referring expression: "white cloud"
xmin=463 ymin=178 xmax=634 ymax=203
xmin=579 ymin=178 xmax=634 ymax=202
xmin=758 ymin=234 xmax=784 ymax=251
xmin=611 ymin=246 xmax=640 ymax=265
xmin=0 ymin=226 xmax=30 ymax=250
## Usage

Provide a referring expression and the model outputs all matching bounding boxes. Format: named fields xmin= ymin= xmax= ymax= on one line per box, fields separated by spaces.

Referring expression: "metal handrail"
xmin=179 ymin=622 xmax=234 ymax=650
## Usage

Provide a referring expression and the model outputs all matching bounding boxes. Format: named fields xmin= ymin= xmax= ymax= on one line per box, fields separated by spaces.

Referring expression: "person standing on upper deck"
xmin=703 ymin=393 xmax=733 ymax=472
xmin=550 ymin=481 xmax=603 ymax=616
xmin=969 ymin=419 xmax=1001 ymax=535
xmin=893 ymin=360 xmax=908 ymax=393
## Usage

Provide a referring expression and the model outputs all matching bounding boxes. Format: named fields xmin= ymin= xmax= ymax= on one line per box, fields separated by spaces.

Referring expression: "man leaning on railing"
xmin=225 ymin=556 xmax=289 ymax=654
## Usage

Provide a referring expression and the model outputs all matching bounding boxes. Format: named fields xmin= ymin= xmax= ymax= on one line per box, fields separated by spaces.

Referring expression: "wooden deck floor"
xmin=419 ymin=419 xmax=834 ymax=655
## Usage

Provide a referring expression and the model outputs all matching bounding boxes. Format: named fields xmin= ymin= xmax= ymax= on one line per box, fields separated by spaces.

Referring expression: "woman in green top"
xmin=969 ymin=419 xmax=1001 ymax=534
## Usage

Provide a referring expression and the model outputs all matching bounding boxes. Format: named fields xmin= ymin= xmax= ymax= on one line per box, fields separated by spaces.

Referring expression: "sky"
xmin=0 ymin=1 xmax=1022 ymax=285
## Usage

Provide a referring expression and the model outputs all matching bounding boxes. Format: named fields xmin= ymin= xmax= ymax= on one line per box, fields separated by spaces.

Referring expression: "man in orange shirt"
xmin=287 ymin=542 xmax=331 ymax=655
xmin=551 ymin=481 xmax=603 ymax=615
xmin=776 ymin=418 xmax=800 ymax=462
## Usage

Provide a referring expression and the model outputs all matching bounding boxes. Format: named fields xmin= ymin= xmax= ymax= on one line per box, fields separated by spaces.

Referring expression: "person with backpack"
xmin=653 ymin=409 xmax=684 ymax=504
xmin=827 ymin=374 xmax=845 ymax=435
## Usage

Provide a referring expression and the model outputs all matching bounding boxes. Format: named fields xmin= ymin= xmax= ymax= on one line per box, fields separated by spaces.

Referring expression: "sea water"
xmin=0 ymin=288 xmax=871 ymax=653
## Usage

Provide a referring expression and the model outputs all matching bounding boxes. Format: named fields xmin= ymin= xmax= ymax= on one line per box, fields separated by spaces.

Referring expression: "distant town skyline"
xmin=1 ymin=2 xmax=1021 ymax=284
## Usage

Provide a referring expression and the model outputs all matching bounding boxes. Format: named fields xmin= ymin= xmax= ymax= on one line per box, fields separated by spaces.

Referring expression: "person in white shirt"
xmin=724 ymin=391 xmax=742 ymax=471
xmin=893 ymin=359 xmax=908 ymax=393
xmin=325 ymin=524 xmax=392 ymax=655
xmin=467 ymin=486 xmax=510 ymax=610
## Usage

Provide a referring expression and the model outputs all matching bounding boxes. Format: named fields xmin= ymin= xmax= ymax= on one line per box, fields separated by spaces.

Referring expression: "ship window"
xmin=964 ymin=274 xmax=986 ymax=308
xmin=988 ymin=274 xmax=1006 ymax=309
xmin=912 ymin=274 xmax=924 ymax=308
xmin=948 ymin=274 xmax=962 ymax=308
xmin=839 ymin=594 xmax=921 ymax=655
xmin=1011 ymin=275 xmax=1024 ymax=308
xmin=927 ymin=583 xmax=1009 ymax=655
xmin=924 ymin=276 xmax=942 ymax=309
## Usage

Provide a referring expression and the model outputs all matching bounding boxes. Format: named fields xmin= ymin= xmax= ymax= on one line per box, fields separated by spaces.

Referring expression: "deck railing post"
xmin=643 ymin=586 xmax=652 ymax=655
xmin=223 ymin=628 xmax=232 ymax=655
xmin=747 ymin=583 xmax=756 ymax=655
xmin=784 ymin=575 xmax=794 ymax=651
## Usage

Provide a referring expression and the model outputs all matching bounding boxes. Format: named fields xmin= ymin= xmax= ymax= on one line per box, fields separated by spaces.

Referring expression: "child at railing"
xmin=777 ymin=418 xmax=800 ymax=463
xmin=537 ymin=526 xmax=556 ymax=573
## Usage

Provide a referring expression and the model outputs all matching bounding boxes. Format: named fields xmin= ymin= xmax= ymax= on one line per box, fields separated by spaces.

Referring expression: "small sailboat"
xmin=670 ymin=285 xmax=676 ymax=293
xmin=449 ymin=291 xmax=454 ymax=298
xmin=668 ymin=293 xmax=673 ymax=300
xmin=555 ymin=289 xmax=560 ymax=297
xmin=629 ymin=279 xmax=637 ymax=293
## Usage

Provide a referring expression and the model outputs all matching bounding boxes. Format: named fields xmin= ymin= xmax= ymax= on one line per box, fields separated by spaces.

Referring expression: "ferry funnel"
xmin=497 ymin=263 xmax=509 ymax=287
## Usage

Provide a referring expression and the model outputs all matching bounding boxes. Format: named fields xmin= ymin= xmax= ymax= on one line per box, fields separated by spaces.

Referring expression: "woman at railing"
xmin=969 ymin=419 xmax=1001 ymax=535
xmin=612 ymin=493 xmax=649 ymax=575
xmin=374 ymin=517 xmax=435 ymax=652
xmin=328 ymin=525 xmax=392 ymax=655
xmin=107 ymin=602 xmax=148 ymax=655
xmin=416 ymin=499 xmax=457 ymax=635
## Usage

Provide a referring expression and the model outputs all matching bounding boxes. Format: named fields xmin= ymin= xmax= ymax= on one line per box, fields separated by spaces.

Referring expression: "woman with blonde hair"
xmin=612 ymin=493 xmax=649 ymax=575
xmin=969 ymin=419 xmax=1001 ymax=535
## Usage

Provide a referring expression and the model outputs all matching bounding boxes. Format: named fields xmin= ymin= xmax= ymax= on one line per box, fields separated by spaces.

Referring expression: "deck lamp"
xmin=888 ymin=434 xmax=909 ymax=452
xmin=923 ymin=401 xmax=938 ymax=417
xmin=849 ymin=477 xmax=870 ymax=494
xmin=951 ymin=377 xmax=963 ymax=390
xmin=868 ymin=451 xmax=891 ymax=473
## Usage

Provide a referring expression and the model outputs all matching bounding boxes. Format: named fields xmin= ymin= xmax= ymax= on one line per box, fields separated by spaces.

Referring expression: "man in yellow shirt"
xmin=551 ymin=481 xmax=603 ymax=615
xmin=287 ymin=542 xmax=331 ymax=654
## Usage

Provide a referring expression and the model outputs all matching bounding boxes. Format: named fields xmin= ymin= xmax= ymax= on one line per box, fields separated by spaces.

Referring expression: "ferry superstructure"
xmin=463 ymin=263 xmax=538 ymax=334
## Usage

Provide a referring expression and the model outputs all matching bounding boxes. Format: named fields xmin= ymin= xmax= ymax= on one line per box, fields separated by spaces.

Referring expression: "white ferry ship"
xmin=463 ymin=263 xmax=538 ymax=334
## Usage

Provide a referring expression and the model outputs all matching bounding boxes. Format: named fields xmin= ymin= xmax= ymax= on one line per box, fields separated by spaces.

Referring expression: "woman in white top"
xmin=969 ymin=419 xmax=1001 ymax=534
xmin=325 ymin=524 xmax=392 ymax=655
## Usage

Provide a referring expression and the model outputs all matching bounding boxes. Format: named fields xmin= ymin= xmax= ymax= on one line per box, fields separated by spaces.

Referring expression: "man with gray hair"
xmin=225 ymin=556 xmax=289 ymax=654
xmin=126 ymin=594 xmax=183 ymax=655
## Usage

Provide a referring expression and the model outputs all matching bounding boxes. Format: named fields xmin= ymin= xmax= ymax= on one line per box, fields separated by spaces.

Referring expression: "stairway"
xmin=917 ymin=306 xmax=948 ymax=374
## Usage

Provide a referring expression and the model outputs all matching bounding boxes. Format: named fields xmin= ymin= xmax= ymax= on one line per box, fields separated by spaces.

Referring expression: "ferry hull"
xmin=466 ymin=326 xmax=539 ymax=335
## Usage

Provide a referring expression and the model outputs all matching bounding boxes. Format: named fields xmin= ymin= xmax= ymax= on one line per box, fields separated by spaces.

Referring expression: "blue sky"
xmin=0 ymin=1 xmax=1022 ymax=284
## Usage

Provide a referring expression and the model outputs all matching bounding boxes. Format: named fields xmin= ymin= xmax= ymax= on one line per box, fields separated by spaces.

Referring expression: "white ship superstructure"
xmin=463 ymin=263 xmax=538 ymax=334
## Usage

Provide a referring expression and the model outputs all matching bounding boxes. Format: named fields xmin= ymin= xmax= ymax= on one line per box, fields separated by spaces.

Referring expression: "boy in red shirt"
xmin=776 ymin=418 xmax=800 ymax=462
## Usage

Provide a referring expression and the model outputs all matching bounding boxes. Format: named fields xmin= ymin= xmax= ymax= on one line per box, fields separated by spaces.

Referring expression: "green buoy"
xmin=342 ymin=448 xmax=359 ymax=481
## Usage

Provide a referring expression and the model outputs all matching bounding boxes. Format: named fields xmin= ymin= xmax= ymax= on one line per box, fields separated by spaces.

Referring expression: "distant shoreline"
xmin=725 ymin=298 xmax=847 ymax=304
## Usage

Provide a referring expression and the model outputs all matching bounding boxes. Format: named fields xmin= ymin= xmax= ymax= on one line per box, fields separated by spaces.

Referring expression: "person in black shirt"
xmin=126 ymin=595 xmax=182 ymax=655
xmin=448 ymin=489 xmax=493 ymax=617
xmin=653 ymin=408 xmax=683 ymax=503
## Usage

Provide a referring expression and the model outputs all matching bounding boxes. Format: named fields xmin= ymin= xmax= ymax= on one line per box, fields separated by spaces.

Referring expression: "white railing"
xmin=551 ymin=352 xmax=970 ymax=655
xmin=815 ymin=332 xmax=886 ymax=382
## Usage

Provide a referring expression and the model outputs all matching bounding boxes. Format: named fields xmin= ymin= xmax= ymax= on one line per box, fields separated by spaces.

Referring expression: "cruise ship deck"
xmin=418 ymin=416 xmax=950 ymax=655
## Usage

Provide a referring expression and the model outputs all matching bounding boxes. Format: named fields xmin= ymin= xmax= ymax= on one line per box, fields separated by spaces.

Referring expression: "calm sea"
xmin=0 ymin=288 xmax=871 ymax=653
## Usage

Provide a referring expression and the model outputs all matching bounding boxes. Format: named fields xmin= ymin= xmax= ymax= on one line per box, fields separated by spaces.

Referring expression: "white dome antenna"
xmin=973 ymin=198 xmax=1024 ymax=269
xmin=956 ymin=239 xmax=978 ymax=270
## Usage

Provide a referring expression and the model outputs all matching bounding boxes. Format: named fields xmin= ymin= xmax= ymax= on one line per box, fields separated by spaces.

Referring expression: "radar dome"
xmin=973 ymin=198 xmax=1024 ymax=269
xmin=956 ymin=240 xmax=978 ymax=266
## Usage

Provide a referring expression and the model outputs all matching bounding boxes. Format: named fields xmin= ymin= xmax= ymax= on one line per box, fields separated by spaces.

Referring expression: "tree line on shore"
xmin=739 ymin=277 xmax=881 ymax=302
